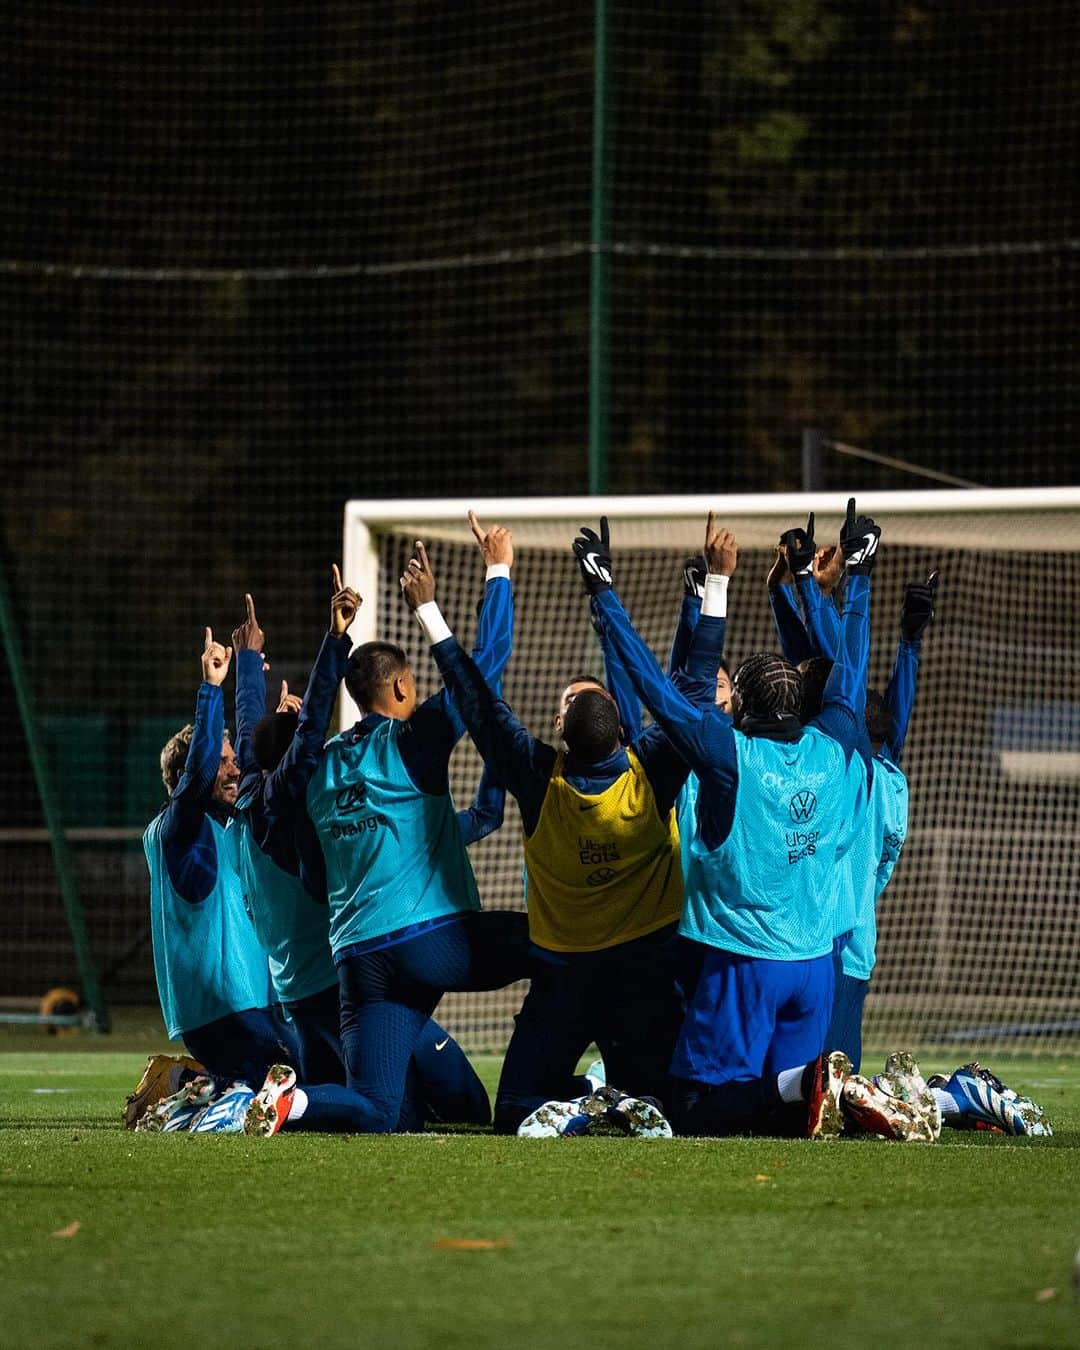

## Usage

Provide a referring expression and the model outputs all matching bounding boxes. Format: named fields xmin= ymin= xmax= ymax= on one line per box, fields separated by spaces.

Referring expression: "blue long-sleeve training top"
xmin=156 ymin=681 xmax=234 ymax=904
xmin=234 ymin=632 xmax=353 ymax=898
xmin=337 ymin=573 xmax=514 ymax=797
xmin=589 ymin=572 xmax=871 ymax=851
xmin=427 ymin=616 xmax=726 ymax=835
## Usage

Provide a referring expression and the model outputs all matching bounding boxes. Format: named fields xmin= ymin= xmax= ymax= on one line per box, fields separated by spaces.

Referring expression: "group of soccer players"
xmin=130 ymin=503 xmax=1051 ymax=1140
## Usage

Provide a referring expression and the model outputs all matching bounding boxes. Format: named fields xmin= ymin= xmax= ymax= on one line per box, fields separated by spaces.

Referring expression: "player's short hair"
xmin=159 ymin=724 xmax=232 ymax=794
xmin=563 ymin=673 xmax=608 ymax=694
xmin=732 ymin=653 xmax=803 ymax=722
xmin=346 ymin=641 xmax=409 ymax=711
xmin=865 ymin=689 xmax=893 ymax=748
xmin=252 ymin=711 xmax=299 ymax=771
xmin=797 ymin=657 xmax=833 ymax=722
xmin=562 ymin=688 xmax=621 ymax=763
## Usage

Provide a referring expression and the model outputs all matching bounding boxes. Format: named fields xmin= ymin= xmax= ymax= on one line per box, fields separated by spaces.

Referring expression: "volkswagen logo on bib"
xmin=788 ymin=789 xmax=817 ymax=824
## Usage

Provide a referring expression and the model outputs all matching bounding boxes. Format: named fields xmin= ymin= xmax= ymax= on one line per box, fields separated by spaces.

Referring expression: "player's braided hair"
xmin=732 ymin=653 xmax=803 ymax=721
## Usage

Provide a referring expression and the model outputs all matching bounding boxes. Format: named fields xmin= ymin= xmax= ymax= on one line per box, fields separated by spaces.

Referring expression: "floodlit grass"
xmin=1 ymin=1027 xmax=1078 ymax=1349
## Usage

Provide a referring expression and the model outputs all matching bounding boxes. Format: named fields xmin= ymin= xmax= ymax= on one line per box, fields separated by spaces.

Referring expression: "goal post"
xmin=343 ymin=491 xmax=1080 ymax=1057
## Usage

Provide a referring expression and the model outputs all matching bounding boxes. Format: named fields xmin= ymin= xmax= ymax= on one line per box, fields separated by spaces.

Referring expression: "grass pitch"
xmin=1 ymin=1020 xmax=1078 ymax=1349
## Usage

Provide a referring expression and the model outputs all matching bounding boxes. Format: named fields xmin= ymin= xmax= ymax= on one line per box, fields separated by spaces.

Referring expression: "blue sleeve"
xmin=812 ymin=572 xmax=870 ymax=762
xmin=769 ymin=584 xmax=814 ymax=665
xmin=264 ymin=632 xmax=352 ymax=815
xmin=591 ymin=589 xmax=738 ymax=847
xmin=234 ymin=648 xmax=269 ymax=783
xmin=794 ymin=575 xmax=842 ymax=661
xmin=430 ymin=635 xmax=555 ymax=834
xmin=160 ymin=683 xmax=225 ymax=903
xmin=627 ymin=724 xmax=691 ymax=817
xmin=680 ymin=612 xmax=726 ymax=707
xmin=403 ymin=574 xmax=515 ymax=790
xmin=667 ymin=595 xmax=700 ymax=677
xmin=594 ymin=617 xmax=643 ymax=742
xmin=456 ymin=763 xmax=507 ymax=845
xmin=884 ymin=636 xmax=921 ymax=766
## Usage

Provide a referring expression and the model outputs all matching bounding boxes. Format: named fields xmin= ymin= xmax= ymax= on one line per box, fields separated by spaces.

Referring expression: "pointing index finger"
xmin=468 ymin=510 xmax=485 ymax=546
xmin=204 ymin=626 xmax=213 ymax=650
xmin=845 ymin=497 xmax=857 ymax=530
xmin=416 ymin=540 xmax=431 ymax=573
xmin=331 ymin=563 xmax=343 ymax=592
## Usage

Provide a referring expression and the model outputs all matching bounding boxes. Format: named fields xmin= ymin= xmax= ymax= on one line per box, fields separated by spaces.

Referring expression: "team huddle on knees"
xmin=130 ymin=503 xmax=1052 ymax=1142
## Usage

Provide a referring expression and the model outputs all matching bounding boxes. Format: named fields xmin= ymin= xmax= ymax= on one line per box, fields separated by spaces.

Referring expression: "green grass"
xmin=1 ymin=1023 xmax=1079 ymax=1349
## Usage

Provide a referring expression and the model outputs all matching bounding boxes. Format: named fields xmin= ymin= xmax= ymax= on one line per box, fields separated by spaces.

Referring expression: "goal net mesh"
xmin=350 ymin=499 xmax=1080 ymax=1058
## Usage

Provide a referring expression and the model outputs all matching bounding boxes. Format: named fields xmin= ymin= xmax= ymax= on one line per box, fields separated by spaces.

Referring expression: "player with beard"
xmin=131 ymin=628 xmax=288 ymax=1127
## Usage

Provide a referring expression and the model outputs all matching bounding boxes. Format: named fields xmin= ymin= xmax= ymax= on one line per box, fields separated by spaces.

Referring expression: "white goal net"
xmin=343 ymin=491 xmax=1080 ymax=1059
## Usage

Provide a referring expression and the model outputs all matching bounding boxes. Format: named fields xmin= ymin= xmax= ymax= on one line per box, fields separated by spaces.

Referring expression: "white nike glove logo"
xmin=583 ymin=551 xmax=612 ymax=584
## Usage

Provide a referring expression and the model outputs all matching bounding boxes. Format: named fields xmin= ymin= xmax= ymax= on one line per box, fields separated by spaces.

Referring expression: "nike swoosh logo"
xmin=434 ymin=1037 xmax=450 ymax=1051
xmin=861 ymin=532 xmax=877 ymax=553
xmin=584 ymin=552 xmax=611 ymax=581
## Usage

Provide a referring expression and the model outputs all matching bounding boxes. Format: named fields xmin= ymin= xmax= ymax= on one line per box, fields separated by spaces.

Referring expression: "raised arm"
xmin=160 ymin=629 xmax=233 ymax=899
xmin=405 ymin=516 xmax=516 ymax=752
xmin=667 ymin=556 xmax=704 ymax=677
xmin=795 ymin=543 xmax=843 ymax=659
xmin=884 ymin=570 xmax=937 ymax=765
xmin=593 ymin=613 xmax=643 ymax=742
xmin=574 ymin=517 xmax=737 ymax=797
xmin=676 ymin=515 xmax=736 ymax=705
xmin=456 ymin=763 xmax=506 ymax=846
xmin=767 ymin=536 xmax=814 ymax=666
xmin=403 ymin=544 xmax=554 ymax=822
xmin=812 ymin=500 xmax=878 ymax=759
xmin=232 ymin=593 xmax=269 ymax=788
xmin=265 ymin=565 xmax=359 ymax=812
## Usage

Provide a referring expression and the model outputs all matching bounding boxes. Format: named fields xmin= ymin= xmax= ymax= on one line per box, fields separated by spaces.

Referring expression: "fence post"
xmin=801 ymin=426 xmax=824 ymax=492
xmin=588 ymin=0 xmax=611 ymax=495
xmin=0 ymin=556 xmax=109 ymax=1031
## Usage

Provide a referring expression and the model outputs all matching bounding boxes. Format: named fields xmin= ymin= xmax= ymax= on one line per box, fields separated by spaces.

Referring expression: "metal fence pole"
xmin=588 ymin=0 xmax=611 ymax=494
xmin=0 ymin=556 xmax=109 ymax=1031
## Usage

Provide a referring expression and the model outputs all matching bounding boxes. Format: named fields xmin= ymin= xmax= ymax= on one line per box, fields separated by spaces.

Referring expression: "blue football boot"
xmin=189 ymin=1083 xmax=256 ymax=1133
xmin=927 ymin=1062 xmax=1052 ymax=1137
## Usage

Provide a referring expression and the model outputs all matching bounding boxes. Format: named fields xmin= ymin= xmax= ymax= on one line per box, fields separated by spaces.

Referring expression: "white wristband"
xmin=485 ymin=562 xmax=511 ymax=581
xmin=702 ymin=573 xmax=729 ymax=618
xmin=415 ymin=600 xmax=453 ymax=645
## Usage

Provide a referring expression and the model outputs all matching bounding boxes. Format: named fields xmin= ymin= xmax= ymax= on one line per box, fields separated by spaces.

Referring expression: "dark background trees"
xmin=1 ymin=0 xmax=1077 ymax=823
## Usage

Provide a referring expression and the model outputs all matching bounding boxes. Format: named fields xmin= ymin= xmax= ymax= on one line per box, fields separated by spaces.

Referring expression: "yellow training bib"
xmin=523 ymin=748 xmax=683 ymax=952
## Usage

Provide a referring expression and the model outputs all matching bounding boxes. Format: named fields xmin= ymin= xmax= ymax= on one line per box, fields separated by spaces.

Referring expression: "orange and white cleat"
xmin=243 ymin=1064 xmax=298 ymax=1137
xmin=806 ymin=1050 xmax=851 ymax=1139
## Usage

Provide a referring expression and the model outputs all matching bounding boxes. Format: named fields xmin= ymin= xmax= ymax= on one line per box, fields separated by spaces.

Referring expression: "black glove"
xmin=778 ymin=512 xmax=815 ymax=577
xmin=900 ymin=570 xmax=939 ymax=640
xmin=682 ymin=555 xmax=706 ymax=598
xmin=840 ymin=497 xmax=881 ymax=575
xmin=573 ymin=517 xmax=613 ymax=595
